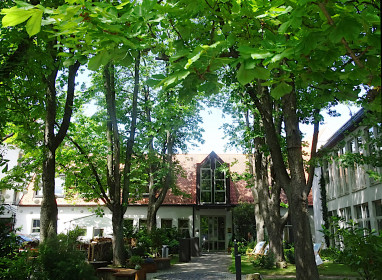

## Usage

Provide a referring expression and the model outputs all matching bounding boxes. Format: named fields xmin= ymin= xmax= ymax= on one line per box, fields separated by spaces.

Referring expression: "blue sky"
xmin=188 ymin=104 xmax=360 ymax=154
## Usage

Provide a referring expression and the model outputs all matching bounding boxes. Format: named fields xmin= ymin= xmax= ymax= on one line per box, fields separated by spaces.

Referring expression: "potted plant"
xmin=128 ymin=256 xmax=146 ymax=280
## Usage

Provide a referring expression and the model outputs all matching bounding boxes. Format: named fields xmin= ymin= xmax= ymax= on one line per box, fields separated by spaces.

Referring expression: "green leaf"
xmin=253 ymin=67 xmax=270 ymax=80
xmin=271 ymin=82 xmax=292 ymax=99
xmin=2 ymin=7 xmax=33 ymax=27
xmin=237 ymin=64 xmax=256 ymax=85
xmin=278 ymin=21 xmax=290 ymax=33
xmin=185 ymin=50 xmax=203 ymax=69
xmin=25 ymin=9 xmax=43 ymax=36
xmin=88 ymin=51 xmax=110 ymax=71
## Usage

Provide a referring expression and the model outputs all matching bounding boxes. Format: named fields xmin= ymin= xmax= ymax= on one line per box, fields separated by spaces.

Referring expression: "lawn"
xmin=229 ymin=255 xmax=358 ymax=279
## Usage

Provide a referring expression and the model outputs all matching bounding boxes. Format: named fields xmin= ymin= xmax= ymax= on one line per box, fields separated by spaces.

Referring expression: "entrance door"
xmin=201 ymin=216 xmax=225 ymax=251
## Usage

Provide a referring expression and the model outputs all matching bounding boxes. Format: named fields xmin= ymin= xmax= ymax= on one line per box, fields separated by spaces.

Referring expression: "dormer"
xmin=196 ymin=152 xmax=230 ymax=205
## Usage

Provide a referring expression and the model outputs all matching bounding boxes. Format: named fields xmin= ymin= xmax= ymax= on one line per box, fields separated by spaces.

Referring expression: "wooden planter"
xmin=96 ymin=267 xmax=138 ymax=280
xmin=154 ymin=258 xmax=171 ymax=270
xmin=141 ymin=262 xmax=157 ymax=273
xmin=134 ymin=269 xmax=146 ymax=280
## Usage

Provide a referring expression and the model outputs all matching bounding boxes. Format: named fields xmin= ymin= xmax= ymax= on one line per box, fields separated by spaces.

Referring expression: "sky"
xmin=188 ymin=104 xmax=361 ymax=155
xmin=77 ymin=68 xmax=361 ymax=155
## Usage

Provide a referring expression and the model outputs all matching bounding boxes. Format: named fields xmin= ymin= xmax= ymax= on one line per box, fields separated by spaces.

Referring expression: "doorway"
xmin=200 ymin=216 xmax=225 ymax=251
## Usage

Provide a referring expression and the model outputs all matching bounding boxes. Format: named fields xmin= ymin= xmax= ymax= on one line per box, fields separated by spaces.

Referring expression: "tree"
xmin=1 ymin=0 xmax=82 ymax=241
xmin=155 ymin=1 xmax=379 ymax=278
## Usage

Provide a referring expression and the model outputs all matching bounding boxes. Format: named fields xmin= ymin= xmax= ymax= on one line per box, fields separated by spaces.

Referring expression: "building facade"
xmin=14 ymin=152 xmax=254 ymax=251
xmin=312 ymin=109 xmax=382 ymax=245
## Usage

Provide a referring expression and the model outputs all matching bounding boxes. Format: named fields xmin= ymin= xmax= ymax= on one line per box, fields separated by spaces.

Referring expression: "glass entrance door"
xmin=201 ymin=216 xmax=225 ymax=251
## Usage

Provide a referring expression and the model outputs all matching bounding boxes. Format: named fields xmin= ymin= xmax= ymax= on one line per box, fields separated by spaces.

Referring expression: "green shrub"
xmin=0 ymin=226 xmax=96 ymax=280
xmin=323 ymin=217 xmax=382 ymax=280
xmin=35 ymin=233 xmax=97 ymax=280
xmin=250 ymin=253 xmax=275 ymax=269
xmin=284 ymin=246 xmax=295 ymax=264
xmin=231 ymin=241 xmax=248 ymax=257
xmin=128 ymin=255 xmax=144 ymax=269
xmin=320 ymin=247 xmax=343 ymax=263
xmin=124 ymin=226 xmax=182 ymax=256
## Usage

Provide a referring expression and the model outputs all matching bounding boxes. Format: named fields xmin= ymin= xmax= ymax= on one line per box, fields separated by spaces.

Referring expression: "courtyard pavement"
xmin=147 ymin=252 xmax=237 ymax=280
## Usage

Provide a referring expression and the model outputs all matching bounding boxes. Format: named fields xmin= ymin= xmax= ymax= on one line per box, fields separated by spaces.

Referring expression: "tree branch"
xmin=306 ymin=110 xmax=320 ymax=194
xmin=54 ymin=60 xmax=81 ymax=149
xmin=67 ymin=135 xmax=111 ymax=207
xmin=318 ymin=2 xmax=365 ymax=68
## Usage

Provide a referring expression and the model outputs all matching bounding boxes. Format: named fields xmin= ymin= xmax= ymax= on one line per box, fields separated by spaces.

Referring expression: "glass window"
xmin=93 ymin=228 xmax=104 ymax=238
xmin=178 ymin=219 xmax=189 ymax=238
xmin=348 ymin=139 xmax=356 ymax=153
xmin=55 ymin=175 xmax=65 ymax=197
xmin=139 ymin=219 xmax=147 ymax=230
xmin=32 ymin=219 xmax=40 ymax=233
xmin=374 ymin=200 xmax=382 ymax=217
xmin=161 ymin=219 xmax=172 ymax=229
xmin=354 ymin=204 xmax=362 ymax=219
xmin=77 ymin=228 xmax=87 ymax=236
xmin=34 ymin=175 xmax=65 ymax=197
xmin=199 ymin=155 xmax=227 ymax=204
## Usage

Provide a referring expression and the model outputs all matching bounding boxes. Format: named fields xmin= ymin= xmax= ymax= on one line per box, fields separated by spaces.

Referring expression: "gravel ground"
xmin=147 ymin=253 xmax=236 ymax=280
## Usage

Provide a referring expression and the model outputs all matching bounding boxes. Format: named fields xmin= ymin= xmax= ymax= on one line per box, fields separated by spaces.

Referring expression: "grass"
xmin=229 ymin=255 xmax=358 ymax=278
xmin=170 ymin=254 xmax=179 ymax=265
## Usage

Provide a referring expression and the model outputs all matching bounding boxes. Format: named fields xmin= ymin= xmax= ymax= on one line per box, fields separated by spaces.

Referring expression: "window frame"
xmin=31 ymin=219 xmax=40 ymax=233
xmin=197 ymin=153 xmax=230 ymax=205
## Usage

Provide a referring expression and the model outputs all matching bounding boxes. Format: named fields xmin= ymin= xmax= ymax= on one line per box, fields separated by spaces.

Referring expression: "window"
xmin=161 ymin=219 xmax=172 ymax=229
xmin=32 ymin=219 xmax=40 ymax=233
xmin=34 ymin=175 xmax=65 ymax=198
xmin=93 ymin=228 xmax=104 ymax=238
xmin=373 ymin=200 xmax=382 ymax=234
xmin=339 ymin=207 xmax=352 ymax=228
xmin=178 ymin=219 xmax=189 ymax=238
xmin=198 ymin=153 xmax=228 ymax=204
xmin=354 ymin=203 xmax=370 ymax=231
xmin=139 ymin=219 xmax=147 ymax=230
xmin=78 ymin=228 xmax=87 ymax=237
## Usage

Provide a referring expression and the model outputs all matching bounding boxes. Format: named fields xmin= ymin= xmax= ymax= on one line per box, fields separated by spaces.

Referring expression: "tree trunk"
xmin=103 ymin=63 xmax=125 ymax=266
xmin=40 ymin=67 xmax=58 ymax=242
xmin=40 ymin=60 xmax=79 ymax=242
xmin=253 ymin=192 xmax=265 ymax=242
xmin=40 ymin=147 xmax=58 ymax=241
xmin=245 ymin=111 xmax=265 ymax=242
xmin=112 ymin=205 xmax=125 ymax=266
xmin=248 ymin=83 xmax=319 ymax=279
xmin=282 ymin=89 xmax=319 ymax=279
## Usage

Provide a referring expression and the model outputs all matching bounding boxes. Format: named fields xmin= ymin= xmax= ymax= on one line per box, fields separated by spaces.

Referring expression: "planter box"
xmin=154 ymin=258 xmax=171 ymax=270
xmin=141 ymin=262 xmax=157 ymax=273
xmin=96 ymin=267 xmax=137 ymax=280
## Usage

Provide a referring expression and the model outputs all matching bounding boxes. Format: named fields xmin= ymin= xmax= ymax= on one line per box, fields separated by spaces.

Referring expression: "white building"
xmin=0 ymin=146 xmax=22 ymax=230
xmin=14 ymin=152 xmax=254 ymax=250
xmin=312 ymin=108 xmax=382 ymax=245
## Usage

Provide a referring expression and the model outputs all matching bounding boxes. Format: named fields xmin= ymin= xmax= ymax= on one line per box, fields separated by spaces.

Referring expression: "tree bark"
xmin=281 ymin=89 xmax=319 ymax=279
xmin=245 ymin=111 xmax=265 ymax=242
xmin=248 ymin=83 xmax=319 ymax=279
xmin=40 ymin=59 xmax=80 ymax=242
xmin=103 ymin=63 xmax=124 ymax=266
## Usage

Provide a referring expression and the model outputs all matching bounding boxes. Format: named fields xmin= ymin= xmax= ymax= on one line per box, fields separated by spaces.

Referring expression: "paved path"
xmin=147 ymin=253 xmax=236 ymax=280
